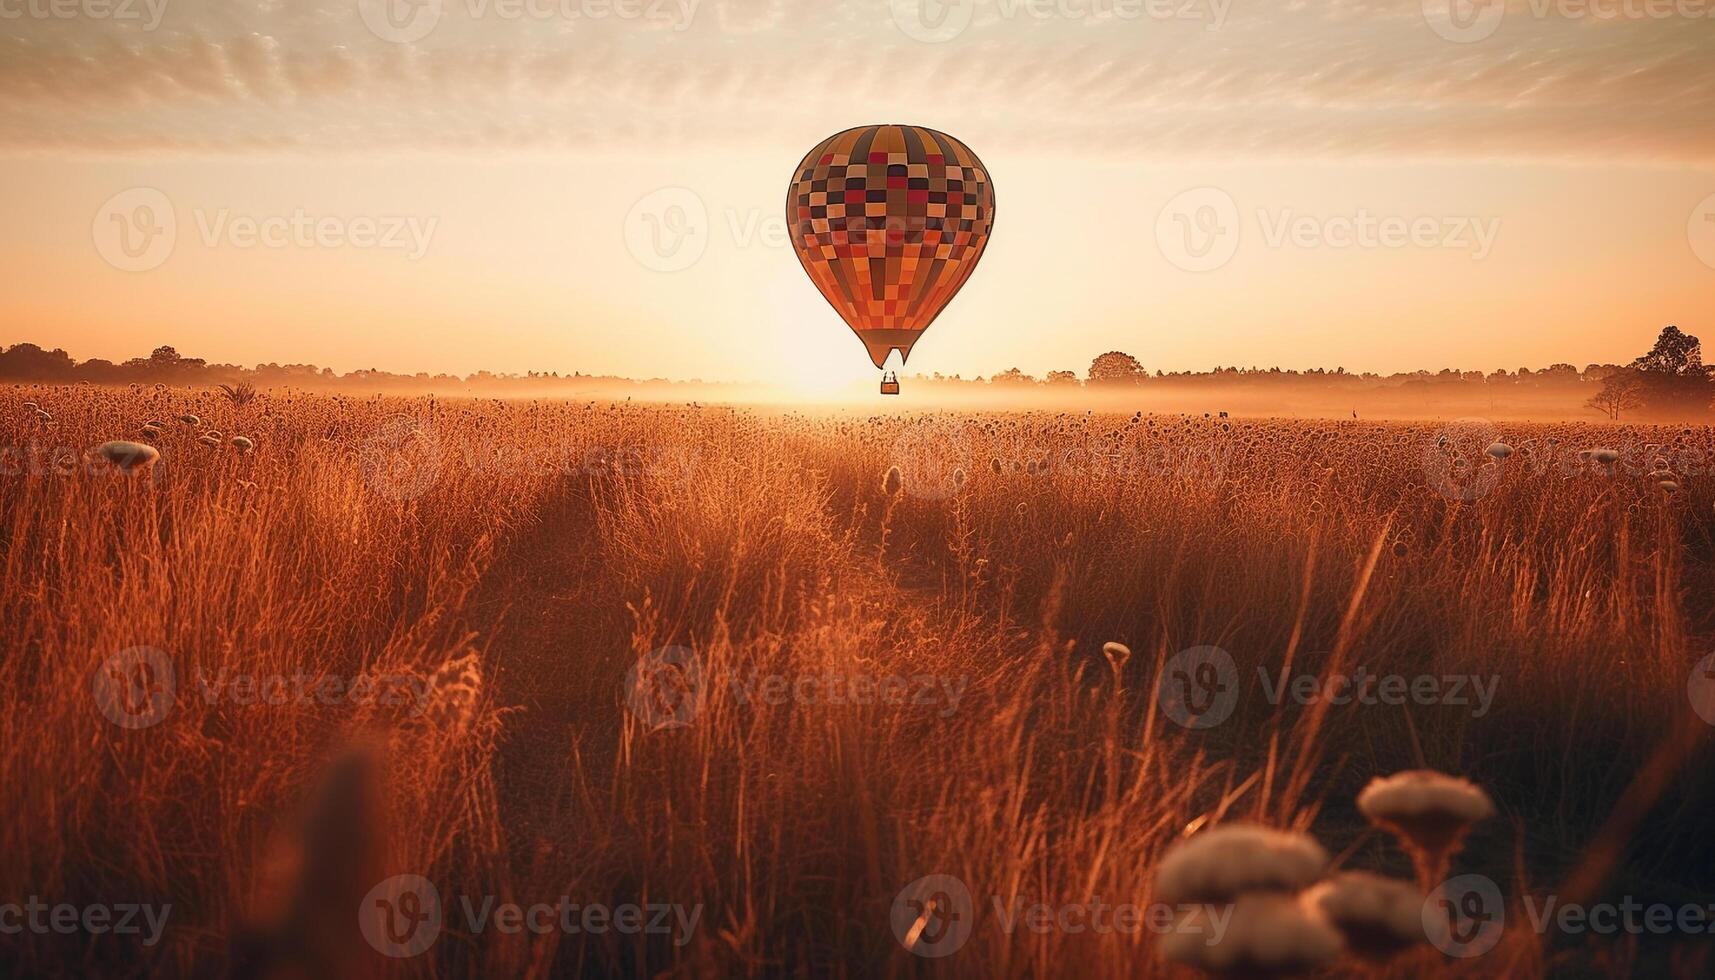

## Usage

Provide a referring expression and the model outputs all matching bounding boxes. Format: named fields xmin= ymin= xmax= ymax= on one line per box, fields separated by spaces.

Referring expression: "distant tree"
xmin=1628 ymin=325 xmax=1715 ymax=414
xmin=81 ymin=358 xmax=120 ymax=382
xmin=1088 ymin=351 xmax=1145 ymax=385
xmin=0 ymin=343 xmax=76 ymax=379
xmin=1586 ymin=369 xmax=1645 ymax=420
xmin=1631 ymin=325 xmax=1707 ymax=376
xmin=1045 ymin=370 xmax=1080 ymax=386
xmin=991 ymin=367 xmax=1037 ymax=386
xmin=140 ymin=344 xmax=206 ymax=376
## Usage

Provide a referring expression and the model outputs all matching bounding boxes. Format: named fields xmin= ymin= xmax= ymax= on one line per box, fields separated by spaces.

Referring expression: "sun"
xmin=761 ymin=268 xmax=883 ymax=400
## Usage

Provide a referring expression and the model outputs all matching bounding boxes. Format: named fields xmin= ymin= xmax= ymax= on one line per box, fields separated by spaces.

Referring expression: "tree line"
xmin=3 ymin=326 xmax=1708 ymax=419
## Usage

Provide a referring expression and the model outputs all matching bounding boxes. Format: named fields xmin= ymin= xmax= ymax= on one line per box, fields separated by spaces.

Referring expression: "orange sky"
xmin=3 ymin=0 xmax=1713 ymax=386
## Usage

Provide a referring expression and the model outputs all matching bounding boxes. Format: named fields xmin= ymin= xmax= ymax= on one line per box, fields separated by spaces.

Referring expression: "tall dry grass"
xmin=2 ymin=385 xmax=1712 ymax=977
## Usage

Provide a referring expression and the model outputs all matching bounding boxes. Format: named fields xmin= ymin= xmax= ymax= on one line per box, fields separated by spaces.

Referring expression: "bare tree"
xmin=1586 ymin=370 xmax=1644 ymax=420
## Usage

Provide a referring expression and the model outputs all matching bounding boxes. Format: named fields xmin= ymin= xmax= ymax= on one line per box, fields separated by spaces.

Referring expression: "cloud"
xmin=0 ymin=0 xmax=1710 ymax=159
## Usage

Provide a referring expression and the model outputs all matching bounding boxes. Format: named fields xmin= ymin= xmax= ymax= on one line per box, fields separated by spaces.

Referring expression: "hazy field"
xmin=4 ymin=384 xmax=1714 ymax=978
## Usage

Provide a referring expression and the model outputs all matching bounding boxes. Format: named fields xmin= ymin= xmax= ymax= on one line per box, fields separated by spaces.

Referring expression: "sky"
xmin=2 ymin=0 xmax=1713 ymax=388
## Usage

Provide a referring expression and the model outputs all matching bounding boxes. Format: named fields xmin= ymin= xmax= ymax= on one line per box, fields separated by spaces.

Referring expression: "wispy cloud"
xmin=1 ymin=0 xmax=1710 ymax=159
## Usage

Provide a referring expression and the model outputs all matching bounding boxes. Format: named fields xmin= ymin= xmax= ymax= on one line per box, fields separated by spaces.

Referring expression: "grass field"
xmin=4 ymin=384 xmax=1714 ymax=978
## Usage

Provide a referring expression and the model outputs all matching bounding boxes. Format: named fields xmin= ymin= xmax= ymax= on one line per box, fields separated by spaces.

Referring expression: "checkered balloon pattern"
xmin=787 ymin=125 xmax=995 ymax=369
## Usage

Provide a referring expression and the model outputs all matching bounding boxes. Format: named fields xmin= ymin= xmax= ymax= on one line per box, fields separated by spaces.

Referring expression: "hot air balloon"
xmin=787 ymin=124 xmax=995 ymax=395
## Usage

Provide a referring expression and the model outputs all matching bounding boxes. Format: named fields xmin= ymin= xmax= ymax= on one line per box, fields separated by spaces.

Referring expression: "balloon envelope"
xmin=787 ymin=124 xmax=995 ymax=369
